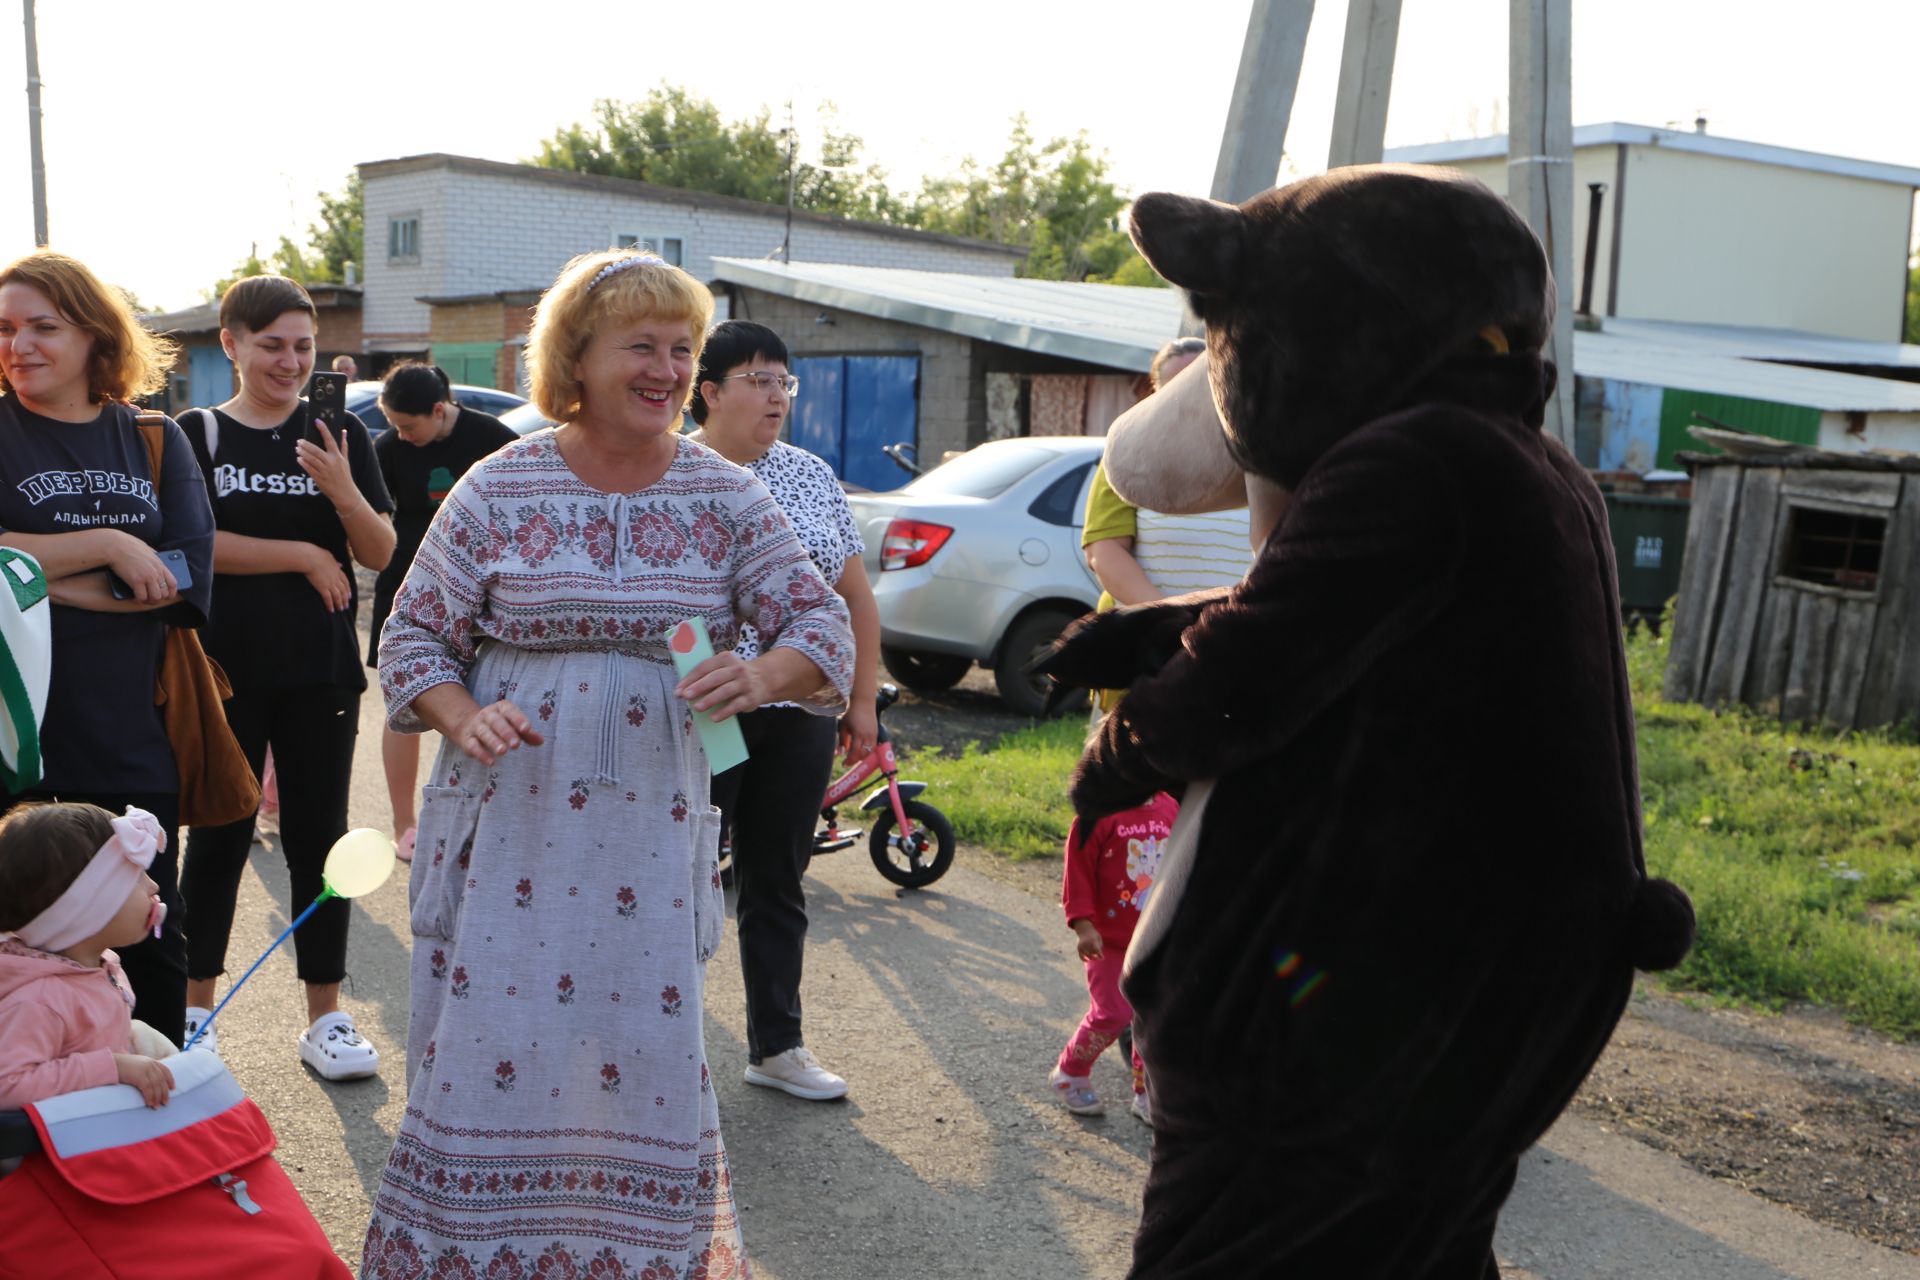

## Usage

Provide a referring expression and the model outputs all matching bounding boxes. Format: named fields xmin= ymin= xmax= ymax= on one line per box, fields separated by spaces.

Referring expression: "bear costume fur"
xmin=1040 ymin=165 xmax=1694 ymax=1279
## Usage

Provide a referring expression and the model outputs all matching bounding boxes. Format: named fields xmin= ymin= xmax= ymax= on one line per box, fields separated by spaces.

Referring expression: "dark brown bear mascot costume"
xmin=1040 ymin=165 xmax=1696 ymax=1279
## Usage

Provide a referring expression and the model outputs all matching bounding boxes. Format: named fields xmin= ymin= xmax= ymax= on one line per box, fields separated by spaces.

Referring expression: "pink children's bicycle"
xmin=814 ymin=683 xmax=955 ymax=888
xmin=719 ymin=684 xmax=955 ymax=890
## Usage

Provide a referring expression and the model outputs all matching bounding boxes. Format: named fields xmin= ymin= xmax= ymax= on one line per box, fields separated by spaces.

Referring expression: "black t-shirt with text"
xmin=0 ymin=397 xmax=216 ymax=793
xmin=373 ymin=407 xmax=519 ymax=596
xmin=185 ymin=402 xmax=393 ymax=693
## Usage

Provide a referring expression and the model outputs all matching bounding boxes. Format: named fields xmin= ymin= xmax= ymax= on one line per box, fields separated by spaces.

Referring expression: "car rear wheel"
xmin=882 ymin=647 xmax=972 ymax=694
xmin=994 ymin=609 xmax=1086 ymax=718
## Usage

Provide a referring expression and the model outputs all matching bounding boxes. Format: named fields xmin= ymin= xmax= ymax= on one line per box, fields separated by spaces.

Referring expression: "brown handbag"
xmin=134 ymin=412 xmax=262 ymax=827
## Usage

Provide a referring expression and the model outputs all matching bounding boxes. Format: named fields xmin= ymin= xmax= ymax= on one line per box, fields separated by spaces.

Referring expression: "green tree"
xmin=1906 ymin=257 xmax=1919 ymax=345
xmin=202 ymin=174 xmax=364 ymax=300
xmin=533 ymin=87 xmax=907 ymax=222
xmin=911 ymin=118 xmax=1160 ymax=285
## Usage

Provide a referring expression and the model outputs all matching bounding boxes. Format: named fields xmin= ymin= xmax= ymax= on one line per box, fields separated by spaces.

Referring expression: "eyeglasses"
xmin=720 ymin=371 xmax=799 ymax=397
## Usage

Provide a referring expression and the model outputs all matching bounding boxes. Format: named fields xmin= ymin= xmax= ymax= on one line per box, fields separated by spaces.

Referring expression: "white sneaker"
xmin=1130 ymin=1090 xmax=1153 ymax=1127
xmin=744 ymin=1046 xmax=847 ymax=1100
xmin=1050 ymin=1066 xmax=1104 ymax=1116
xmin=298 ymin=1012 xmax=381 ymax=1081
xmin=182 ymin=1007 xmax=219 ymax=1055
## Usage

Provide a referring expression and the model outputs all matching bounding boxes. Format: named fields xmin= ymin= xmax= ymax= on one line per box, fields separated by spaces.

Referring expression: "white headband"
xmin=588 ymin=254 xmax=668 ymax=291
xmin=2 ymin=807 xmax=164 ymax=953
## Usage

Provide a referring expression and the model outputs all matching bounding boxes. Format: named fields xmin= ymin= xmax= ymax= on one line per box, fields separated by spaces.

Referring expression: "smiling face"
xmin=699 ymin=358 xmax=792 ymax=461
xmin=0 ymin=281 xmax=97 ymax=413
xmin=572 ymin=315 xmax=696 ymax=440
xmin=223 ymin=309 xmax=317 ymax=414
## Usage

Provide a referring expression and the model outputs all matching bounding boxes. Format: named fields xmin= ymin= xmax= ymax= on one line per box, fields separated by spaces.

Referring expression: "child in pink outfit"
xmin=0 ymin=803 xmax=177 ymax=1112
xmin=1052 ymin=789 xmax=1177 ymax=1123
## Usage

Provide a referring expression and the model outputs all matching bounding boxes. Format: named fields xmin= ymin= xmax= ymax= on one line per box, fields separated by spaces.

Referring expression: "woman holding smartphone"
xmin=0 ymin=249 xmax=216 ymax=1047
xmin=178 ymin=274 xmax=395 ymax=1079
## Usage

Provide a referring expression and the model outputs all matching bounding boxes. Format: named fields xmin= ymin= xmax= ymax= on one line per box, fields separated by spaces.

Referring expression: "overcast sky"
xmin=2 ymin=0 xmax=1912 ymax=311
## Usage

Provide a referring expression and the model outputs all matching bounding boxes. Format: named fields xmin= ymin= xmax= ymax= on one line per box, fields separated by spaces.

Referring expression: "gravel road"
xmin=199 ymin=675 xmax=1920 ymax=1278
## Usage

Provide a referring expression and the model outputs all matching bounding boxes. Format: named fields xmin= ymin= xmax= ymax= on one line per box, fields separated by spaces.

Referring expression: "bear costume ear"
xmin=1129 ymin=193 xmax=1248 ymax=299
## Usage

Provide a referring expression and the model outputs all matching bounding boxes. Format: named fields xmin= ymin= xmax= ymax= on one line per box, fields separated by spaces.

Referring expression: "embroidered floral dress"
xmin=362 ymin=432 xmax=852 ymax=1280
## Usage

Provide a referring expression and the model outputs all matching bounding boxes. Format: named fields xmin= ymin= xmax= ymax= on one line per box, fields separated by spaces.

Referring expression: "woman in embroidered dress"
xmin=361 ymin=250 xmax=852 ymax=1279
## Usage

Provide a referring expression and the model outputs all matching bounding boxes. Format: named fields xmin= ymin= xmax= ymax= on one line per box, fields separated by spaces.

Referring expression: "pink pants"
xmin=1059 ymin=945 xmax=1146 ymax=1093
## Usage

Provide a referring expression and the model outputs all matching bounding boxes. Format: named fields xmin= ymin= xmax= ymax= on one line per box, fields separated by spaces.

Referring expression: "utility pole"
xmin=1510 ymin=0 xmax=1577 ymax=451
xmin=779 ymin=101 xmax=795 ymax=265
xmin=23 ymin=0 xmax=48 ymax=246
xmin=1325 ymin=0 xmax=1403 ymax=167
xmin=1208 ymin=0 xmax=1315 ymax=206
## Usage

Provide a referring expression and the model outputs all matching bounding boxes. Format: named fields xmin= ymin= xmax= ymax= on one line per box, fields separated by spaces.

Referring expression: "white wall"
xmin=362 ymin=162 xmax=1018 ymax=343
xmin=361 ymin=164 xmax=451 ymax=346
xmin=1817 ymin=409 xmax=1920 ymax=453
xmin=1430 ymin=145 xmax=1912 ymax=342
xmin=1619 ymin=148 xmax=1909 ymax=342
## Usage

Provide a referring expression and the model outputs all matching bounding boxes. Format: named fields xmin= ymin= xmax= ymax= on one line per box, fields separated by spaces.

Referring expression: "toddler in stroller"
xmin=0 ymin=802 xmax=345 ymax=1278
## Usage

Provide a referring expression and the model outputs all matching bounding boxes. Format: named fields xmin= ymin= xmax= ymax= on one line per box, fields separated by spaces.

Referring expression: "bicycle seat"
xmin=876 ymin=683 xmax=900 ymax=713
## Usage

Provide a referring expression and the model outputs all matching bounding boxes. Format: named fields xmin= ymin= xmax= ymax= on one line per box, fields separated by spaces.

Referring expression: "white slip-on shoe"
xmin=744 ymin=1046 xmax=848 ymax=1101
xmin=298 ymin=1012 xmax=381 ymax=1081
xmin=182 ymin=1006 xmax=219 ymax=1055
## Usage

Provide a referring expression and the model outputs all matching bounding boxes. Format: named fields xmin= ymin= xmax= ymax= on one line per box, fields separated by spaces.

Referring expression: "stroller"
xmin=0 ymin=1050 xmax=347 ymax=1278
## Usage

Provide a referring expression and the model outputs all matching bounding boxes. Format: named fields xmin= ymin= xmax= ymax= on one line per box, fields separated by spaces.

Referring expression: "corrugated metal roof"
xmin=1595 ymin=317 xmax=1920 ymax=371
xmin=712 ymin=258 xmax=1182 ymax=372
xmin=1384 ymin=122 xmax=1920 ymax=189
xmin=1578 ymin=328 xmax=1920 ymax=413
xmin=712 ymin=259 xmax=1920 ymax=414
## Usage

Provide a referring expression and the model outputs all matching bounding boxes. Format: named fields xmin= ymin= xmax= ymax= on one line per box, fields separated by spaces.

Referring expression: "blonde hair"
xmin=527 ymin=250 xmax=715 ymax=423
xmin=0 ymin=250 xmax=176 ymax=404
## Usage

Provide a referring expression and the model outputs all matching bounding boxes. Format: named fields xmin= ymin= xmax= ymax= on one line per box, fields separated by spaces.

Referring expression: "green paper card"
xmin=668 ymin=616 xmax=750 ymax=774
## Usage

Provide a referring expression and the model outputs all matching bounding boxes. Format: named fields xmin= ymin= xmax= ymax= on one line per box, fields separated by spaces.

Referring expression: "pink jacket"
xmin=0 ymin=937 xmax=136 ymax=1108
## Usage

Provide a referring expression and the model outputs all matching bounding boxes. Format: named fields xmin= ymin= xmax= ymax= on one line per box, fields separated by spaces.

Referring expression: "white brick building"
xmin=358 ymin=154 xmax=1023 ymax=355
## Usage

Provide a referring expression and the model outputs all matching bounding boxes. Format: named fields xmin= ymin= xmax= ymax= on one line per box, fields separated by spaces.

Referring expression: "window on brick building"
xmin=613 ymin=232 xmax=684 ymax=267
xmin=388 ymin=215 xmax=421 ymax=263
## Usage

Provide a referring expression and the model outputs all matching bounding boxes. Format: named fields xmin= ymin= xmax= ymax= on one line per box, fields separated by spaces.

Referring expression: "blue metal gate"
xmin=188 ymin=345 xmax=232 ymax=408
xmin=788 ymin=355 xmax=919 ymax=491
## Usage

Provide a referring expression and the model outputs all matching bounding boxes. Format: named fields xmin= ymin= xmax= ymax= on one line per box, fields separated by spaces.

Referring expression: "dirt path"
xmin=1574 ymin=985 xmax=1920 ymax=1252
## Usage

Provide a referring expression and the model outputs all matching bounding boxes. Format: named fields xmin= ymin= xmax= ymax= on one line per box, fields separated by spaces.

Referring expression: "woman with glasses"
xmin=690 ymin=320 xmax=878 ymax=1102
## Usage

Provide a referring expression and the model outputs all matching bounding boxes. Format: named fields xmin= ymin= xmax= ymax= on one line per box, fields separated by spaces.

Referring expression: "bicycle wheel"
xmin=868 ymin=800 xmax=956 ymax=889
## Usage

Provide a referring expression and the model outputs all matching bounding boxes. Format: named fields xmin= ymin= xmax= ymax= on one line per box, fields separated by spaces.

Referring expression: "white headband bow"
xmin=588 ymin=254 xmax=668 ymax=291
xmin=3 ymin=807 xmax=164 ymax=953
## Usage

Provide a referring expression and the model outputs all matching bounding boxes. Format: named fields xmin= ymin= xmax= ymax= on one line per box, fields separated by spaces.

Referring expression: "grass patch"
xmin=902 ymin=717 xmax=1086 ymax=861
xmin=907 ymin=622 xmax=1920 ymax=1039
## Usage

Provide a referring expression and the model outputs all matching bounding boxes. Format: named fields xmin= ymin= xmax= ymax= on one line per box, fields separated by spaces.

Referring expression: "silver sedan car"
xmin=846 ymin=437 xmax=1104 ymax=716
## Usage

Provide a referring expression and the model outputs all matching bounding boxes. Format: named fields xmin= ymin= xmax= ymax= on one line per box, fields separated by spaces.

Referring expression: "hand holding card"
xmin=667 ymin=617 xmax=749 ymax=773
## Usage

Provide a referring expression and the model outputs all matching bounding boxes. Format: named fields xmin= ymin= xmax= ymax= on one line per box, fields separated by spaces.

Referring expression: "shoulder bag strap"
xmin=193 ymin=407 xmax=219 ymax=461
xmin=133 ymin=408 xmax=167 ymax=483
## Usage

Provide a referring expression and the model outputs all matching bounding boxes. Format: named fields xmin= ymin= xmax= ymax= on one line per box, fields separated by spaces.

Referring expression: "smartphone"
xmin=107 ymin=548 xmax=192 ymax=601
xmin=308 ymin=371 xmax=348 ymax=435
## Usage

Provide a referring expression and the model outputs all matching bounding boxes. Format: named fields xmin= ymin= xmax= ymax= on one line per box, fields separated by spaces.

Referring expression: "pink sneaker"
xmin=396 ymin=827 xmax=416 ymax=864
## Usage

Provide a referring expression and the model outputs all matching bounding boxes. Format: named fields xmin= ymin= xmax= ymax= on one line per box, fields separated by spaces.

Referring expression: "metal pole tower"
xmin=23 ymin=0 xmax=48 ymax=246
xmin=1510 ymin=0 xmax=1577 ymax=450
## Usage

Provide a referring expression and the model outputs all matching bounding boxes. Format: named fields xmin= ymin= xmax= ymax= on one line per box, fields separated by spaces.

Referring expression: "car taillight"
xmin=879 ymin=519 xmax=952 ymax=571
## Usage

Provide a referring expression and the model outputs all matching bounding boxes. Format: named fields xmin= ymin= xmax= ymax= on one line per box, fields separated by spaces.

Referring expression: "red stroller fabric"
xmin=0 ymin=1051 xmax=347 ymax=1279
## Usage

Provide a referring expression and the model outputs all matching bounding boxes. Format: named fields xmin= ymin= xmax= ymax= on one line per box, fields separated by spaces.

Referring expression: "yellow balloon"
xmin=323 ymin=828 xmax=397 ymax=899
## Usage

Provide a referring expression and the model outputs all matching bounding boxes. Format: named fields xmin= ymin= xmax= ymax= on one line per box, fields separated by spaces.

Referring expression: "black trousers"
xmin=5 ymin=788 xmax=186 ymax=1047
xmin=709 ymin=705 xmax=838 ymax=1063
xmin=181 ymin=683 xmax=359 ymax=985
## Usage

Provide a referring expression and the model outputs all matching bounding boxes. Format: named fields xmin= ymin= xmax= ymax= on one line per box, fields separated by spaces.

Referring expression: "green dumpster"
xmin=1602 ymin=492 xmax=1690 ymax=618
